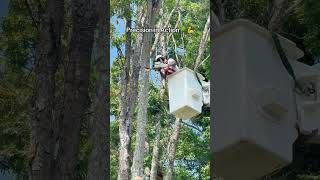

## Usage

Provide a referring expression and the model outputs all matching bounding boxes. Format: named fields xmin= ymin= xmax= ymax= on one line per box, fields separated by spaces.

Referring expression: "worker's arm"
xmin=153 ymin=62 xmax=168 ymax=69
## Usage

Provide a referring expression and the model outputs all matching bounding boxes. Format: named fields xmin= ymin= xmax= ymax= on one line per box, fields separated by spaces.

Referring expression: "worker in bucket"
xmin=153 ymin=55 xmax=179 ymax=79
xmin=161 ymin=58 xmax=179 ymax=78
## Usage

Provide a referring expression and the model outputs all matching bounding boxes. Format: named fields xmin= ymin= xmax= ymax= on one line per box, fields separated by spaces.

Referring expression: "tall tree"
xmin=131 ymin=1 xmax=162 ymax=179
xmin=30 ymin=0 xmax=64 ymax=179
xmin=118 ymin=2 xmax=143 ymax=179
xmin=165 ymin=118 xmax=181 ymax=180
xmin=86 ymin=0 xmax=109 ymax=179
xmin=150 ymin=22 xmax=168 ymax=180
xmin=54 ymin=0 xmax=98 ymax=179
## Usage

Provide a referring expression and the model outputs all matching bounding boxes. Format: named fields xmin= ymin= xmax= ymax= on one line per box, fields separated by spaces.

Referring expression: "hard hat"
xmin=168 ymin=58 xmax=176 ymax=65
xmin=156 ymin=55 xmax=164 ymax=61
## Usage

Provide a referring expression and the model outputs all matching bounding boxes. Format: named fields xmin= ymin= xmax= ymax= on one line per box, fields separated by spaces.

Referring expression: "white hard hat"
xmin=168 ymin=58 xmax=176 ymax=65
xmin=156 ymin=55 xmax=164 ymax=61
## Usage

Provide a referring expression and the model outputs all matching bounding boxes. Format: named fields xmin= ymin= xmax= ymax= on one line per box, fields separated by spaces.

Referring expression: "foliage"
xmin=0 ymin=0 xmax=36 ymax=178
xmin=0 ymin=80 xmax=31 ymax=178
xmin=110 ymin=0 xmax=210 ymax=179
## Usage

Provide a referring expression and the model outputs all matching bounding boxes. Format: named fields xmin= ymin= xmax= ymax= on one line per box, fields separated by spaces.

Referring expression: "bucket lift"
xmin=167 ymin=67 xmax=210 ymax=120
xmin=151 ymin=55 xmax=210 ymax=120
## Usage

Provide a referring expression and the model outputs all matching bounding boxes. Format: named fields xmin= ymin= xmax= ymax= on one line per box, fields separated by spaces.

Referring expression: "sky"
xmin=110 ymin=15 xmax=162 ymax=122
xmin=110 ymin=16 xmax=161 ymax=85
xmin=110 ymin=16 xmax=125 ymax=122
xmin=110 ymin=16 xmax=125 ymax=67
xmin=0 ymin=0 xmax=9 ymax=32
xmin=0 ymin=0 xmax=9 ymax=17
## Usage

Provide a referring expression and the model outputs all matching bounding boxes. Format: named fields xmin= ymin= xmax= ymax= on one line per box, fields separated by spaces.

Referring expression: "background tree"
xmin=131 ymin=0 xmax=162 ymax=179
xmin=1 ymin=0 xmax=106 ymax=179
xmin=86 ymin=0 xmax=109 ymax=179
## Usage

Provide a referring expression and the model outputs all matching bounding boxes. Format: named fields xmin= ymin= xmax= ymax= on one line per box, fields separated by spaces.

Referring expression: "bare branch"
xmin=198 ymin=55 xmax=210 ymax=68
xmin=194 ymin=14 xmax=210 ymax=71
xmin=150 ymin=0 xmax=180 ymax=56
xmin=171 ymin=33 xmax=180 ymax=66
xmin=166 ymin=9 xmax=181 ymax=42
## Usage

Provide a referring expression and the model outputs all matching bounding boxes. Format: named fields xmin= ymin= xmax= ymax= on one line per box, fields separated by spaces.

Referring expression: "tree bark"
xmin=30 ymin=0 xmax=64 ymax=179
xmin=149 ymin=120 xmax=161 ymax=180
xmin=150 ymin=25 xmax=168 ymax=179
xmin=54 ymin=0 xmax=98 ymax=179
xmin=149 ymin=79 xmax=165 ymax=180
xmin=86 ymin=0 xmax=109 ymax=179
xmin=118 ymin=4 xmax=142 ymax=180
xmin=131 ymin=1 xmax=162 ymax=179
xmin=164 ymin=118 xmax=181 ymax=180
xmin=194 ymin=14 xmax=210 ymax=71
xmin=160 ymin=34 xmax=167 ymax=58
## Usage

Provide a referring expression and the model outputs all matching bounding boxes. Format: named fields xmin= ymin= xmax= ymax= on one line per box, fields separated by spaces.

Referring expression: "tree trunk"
xmin=150 ymin=29 xmax=167 ymax=180
xmin=194 ymin=14 xmax=210 ymax=70
xmin=30 ymin=0 xmax=64 ymax=179
xmin=131 ymin=1 xmax=162 ymax=179
xmin=165 ymin=118 xmax=181 ymax=180
xmin=160 ymin=34 xmax=167 ymax=57
xmin=118 ymin=4 xmax=142 ymax=180
xmin=149 ymin=117 xmax=162 ymax=180
xmin=54 ymin=0 xmax=98 ymax=179
xmin=86 ymin=0 xmax=109 ymax=179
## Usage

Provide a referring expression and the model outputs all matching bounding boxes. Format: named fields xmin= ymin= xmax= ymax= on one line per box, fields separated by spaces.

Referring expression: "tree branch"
xmin=194 ymin=14 xmax=210 ymax=71
xmin=150 ymin=0 xmax=180 ymax=56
